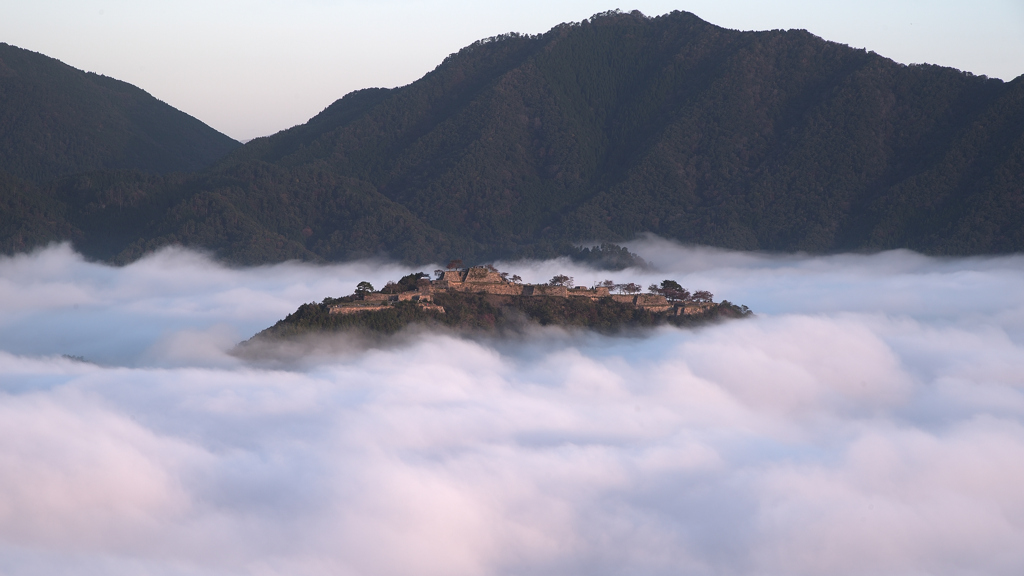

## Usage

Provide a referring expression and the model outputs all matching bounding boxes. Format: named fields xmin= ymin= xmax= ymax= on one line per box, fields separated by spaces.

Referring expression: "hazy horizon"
xmin=2 ymin=0 xmax=1021 ymax=141
xmin=1 ymin=241 xmax=1023 ymax=574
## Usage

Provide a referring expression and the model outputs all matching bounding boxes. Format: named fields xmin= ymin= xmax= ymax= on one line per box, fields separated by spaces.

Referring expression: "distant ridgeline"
xmin=248 ymin=263 xmax=751 ymax=339
xmin=3 ymin=9 xmax=1024 ymax=263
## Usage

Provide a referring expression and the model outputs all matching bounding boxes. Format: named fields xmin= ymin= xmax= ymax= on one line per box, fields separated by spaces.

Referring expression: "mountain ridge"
xmin=0 ymin=42 xmax=240 ymax=183
xmin=2 ymin=10 xmax=1022 ymax=263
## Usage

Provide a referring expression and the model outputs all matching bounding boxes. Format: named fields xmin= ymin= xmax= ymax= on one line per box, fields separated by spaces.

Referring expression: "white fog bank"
xmin=1 ymin=242 xmax=1023 ymax=575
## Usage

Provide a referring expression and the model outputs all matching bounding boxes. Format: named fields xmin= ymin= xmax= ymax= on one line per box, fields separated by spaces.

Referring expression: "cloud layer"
xmin=1 ymin=243 xmax=1023 ymax=575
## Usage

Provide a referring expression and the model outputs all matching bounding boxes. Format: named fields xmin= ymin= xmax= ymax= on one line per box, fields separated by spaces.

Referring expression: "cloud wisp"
xmin=1 ymin=243 xmax=1023 ymax=575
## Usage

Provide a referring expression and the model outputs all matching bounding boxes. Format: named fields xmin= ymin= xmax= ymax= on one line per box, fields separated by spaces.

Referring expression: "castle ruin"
xmin=329 ymin=266 xmax=715 ymax=316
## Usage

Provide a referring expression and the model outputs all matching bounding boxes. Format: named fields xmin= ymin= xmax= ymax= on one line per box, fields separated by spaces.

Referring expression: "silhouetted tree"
xmin=692 ymin=290 xmax=713 ymax=303
xmin=355 ymin=281 xmax=374 ymax=297
xmin=660 ymin=280 xmax=683 ymax=291
xmin=657 ymin=280 xmax=690 ymax=302
xmin=549 ymin=274 xmax=574 ymax=288
xmin=393 ymin=272 xmax=428 ymax=291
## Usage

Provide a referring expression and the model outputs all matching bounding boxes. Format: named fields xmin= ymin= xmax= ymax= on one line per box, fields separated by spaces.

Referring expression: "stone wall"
xmin=438 ymin=266 xmax=524 ymax=295
xmin=439 ymin=270 xmax=463 ymax=283
xmin=330 ymin=300 xmax=444 ymax=314
xmin=522 ymin=285 xmax=568 ymax=297
xmin=444 ymin=282 xmax=523 ymax=295
xmin=362 ymin=291 xmax=433 ymax=302
xmin=608 ymin=293 xmax=670 ymax=311
xmin=635 ymin=294 xmax=669 ymax=307
xmin=330 ymin=304 xmax=390 ymax=314
xmin=568 ymin=286 xmax=610 ymax=299
xmin=679 ymin=302 xmax=715 ymax=315
xmin=355 ymin=271 xmax=714 ymax=316
xmin=396 ymin=292 xmax=433 ymax=302
xmin=463 ymin=266 xmax=503 ymax=283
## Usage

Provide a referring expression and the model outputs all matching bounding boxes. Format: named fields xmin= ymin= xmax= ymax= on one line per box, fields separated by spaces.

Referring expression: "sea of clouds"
xmin=1 ymin=240 xmax=1023 ymax=575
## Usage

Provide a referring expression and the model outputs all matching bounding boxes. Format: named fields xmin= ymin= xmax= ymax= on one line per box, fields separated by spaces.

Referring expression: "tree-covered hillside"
xmin=2 ymin=10 xmax=1022 ymax=263
xmin=0 ymin=43 xmax=240 ymax=183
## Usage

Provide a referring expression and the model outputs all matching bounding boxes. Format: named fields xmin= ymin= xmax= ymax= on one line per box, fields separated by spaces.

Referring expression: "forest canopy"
xmin=2 ymin=11 xmax=1022 ymax=264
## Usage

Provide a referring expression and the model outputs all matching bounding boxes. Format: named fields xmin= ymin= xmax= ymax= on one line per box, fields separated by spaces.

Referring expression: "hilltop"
xmin=0 ymin=43 xmax=240 ymax=183
xmin=0 ymin=42 xmax=241 ymax=254
xmin=2 ymin=10 xmax=1022 ymax=262
xmin=246 ymin=263 xmax=751 ymax=341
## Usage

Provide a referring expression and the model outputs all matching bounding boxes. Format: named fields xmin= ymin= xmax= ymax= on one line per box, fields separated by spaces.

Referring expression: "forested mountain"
xmin=2 ymin=10 xmax=1022 ymax=263
xmin=0 ymin=42 xmax=240 ymax=183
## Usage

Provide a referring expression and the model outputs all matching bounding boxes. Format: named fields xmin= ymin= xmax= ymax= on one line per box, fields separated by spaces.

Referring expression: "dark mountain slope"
xmin=187 ymin=9 xmax=1021 ymax=259
xmin=2 ymin=10 xmax=1022 ymax=263
xmin=0 ymin=170 xmax=76 ymax=253
xmin=43 ymin=163 xmax=468 ymax=265
xmin=0 ymin=43 xmax=240 ymax=183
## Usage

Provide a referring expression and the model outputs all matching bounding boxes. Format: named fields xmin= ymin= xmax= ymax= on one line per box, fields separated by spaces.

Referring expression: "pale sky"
xmin=2 ymin=0 xmax=1022 ymax=141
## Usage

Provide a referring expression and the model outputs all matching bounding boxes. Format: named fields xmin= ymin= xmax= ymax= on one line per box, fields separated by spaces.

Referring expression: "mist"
xmin=2 ymin=241 xmax=1023 ymax=575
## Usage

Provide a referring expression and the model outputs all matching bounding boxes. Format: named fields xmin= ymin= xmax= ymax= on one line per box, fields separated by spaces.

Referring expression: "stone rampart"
xmin=396 ymin=292 xmax=435 ymax=301
xmin=678 ymin=302 xmax=716 ymax=315
xmin=444 ymin=282 xmax=523 ymax=295
xmin=438 ymin=266 xmax=522 ymax=295
xmin=568 ymin=287 xmax=610 ymax=299
xmin=522 ymin=285 xmax=568 ymax=297
xmin=463 ymin=267 xmax=503 ymax=283
xmin=608 ymin=293 xmax=670 ymax=310
xmin=354 ymin=269 xmax=719 ymax=316
xmin=635 ymin=294 xmax=669 ymax=307
xmin=330 ymin=304 xmax=390 ymax=314
xmin=439 ymin=270 xmax=464 ymax=283
xmin=330 ymin=300 xmax=444 ymax=315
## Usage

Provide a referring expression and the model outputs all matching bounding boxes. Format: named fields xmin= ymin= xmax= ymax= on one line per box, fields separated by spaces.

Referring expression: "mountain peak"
xmin=3 ymin=15 xmax=1023 ymax=263
xmin=0 ymin=42 xmax=239 ymax=183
